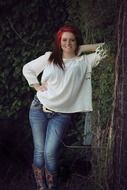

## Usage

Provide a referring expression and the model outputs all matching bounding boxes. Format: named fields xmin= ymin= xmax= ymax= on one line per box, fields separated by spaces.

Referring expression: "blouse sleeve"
xmin=22 ymin=51 xmax=51 ymax=86
xmin=85 ymin=51 xmax=101 ymax=69
xmin=85 ymin=44 xmax=107 ymax=68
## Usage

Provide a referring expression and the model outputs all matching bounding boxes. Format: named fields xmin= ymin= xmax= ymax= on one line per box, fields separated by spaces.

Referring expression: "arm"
xmin=22 ymin=52 xmax=51 ymax=87
xmin=31 ymin=82 xmax=48 ymax=92
xmin=78 ymin=43 xmax=104 ymax=55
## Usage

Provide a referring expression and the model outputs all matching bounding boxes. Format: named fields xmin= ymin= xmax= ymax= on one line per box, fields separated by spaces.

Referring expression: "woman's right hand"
xmin=32 ymin=82 xmax=48 ymax=92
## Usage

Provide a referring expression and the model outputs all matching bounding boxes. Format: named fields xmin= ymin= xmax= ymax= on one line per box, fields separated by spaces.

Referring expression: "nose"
xmin=66 ymin=40 xmax=71 ymax=45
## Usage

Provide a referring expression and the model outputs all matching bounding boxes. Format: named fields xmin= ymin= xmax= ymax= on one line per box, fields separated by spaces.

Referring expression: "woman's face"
xmin=60 ymin=32 xmax=77 ymax=55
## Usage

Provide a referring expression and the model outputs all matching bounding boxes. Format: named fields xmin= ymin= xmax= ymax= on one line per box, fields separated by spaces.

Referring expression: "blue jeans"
xmin=29 ymin=96 xmax=72 ymax=174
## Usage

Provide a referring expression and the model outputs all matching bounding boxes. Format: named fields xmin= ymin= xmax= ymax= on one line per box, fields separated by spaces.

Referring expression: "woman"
xmin=23 ymin=24 xmax=104 ymax=190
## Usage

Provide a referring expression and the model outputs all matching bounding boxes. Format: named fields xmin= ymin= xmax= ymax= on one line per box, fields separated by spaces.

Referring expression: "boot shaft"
xmin=32 ymin=165 xmax=47 ymax=190
xmin=45 ymin=168 xmax=57 ymax=190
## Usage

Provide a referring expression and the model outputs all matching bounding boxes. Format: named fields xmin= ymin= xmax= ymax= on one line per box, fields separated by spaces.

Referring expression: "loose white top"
xmin=23 ymin=51 xmax=101 ymax=113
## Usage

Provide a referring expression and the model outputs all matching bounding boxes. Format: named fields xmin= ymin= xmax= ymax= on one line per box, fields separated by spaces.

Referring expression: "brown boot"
xmin=45 ymin=169 xmax=57 ymax=190
xmin=32 ymin=165 xmax=48 ymax=190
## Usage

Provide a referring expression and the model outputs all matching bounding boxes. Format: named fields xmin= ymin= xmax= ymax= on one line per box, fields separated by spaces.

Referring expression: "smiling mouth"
xmin=64 ymin=46 xmax=72 ymax=49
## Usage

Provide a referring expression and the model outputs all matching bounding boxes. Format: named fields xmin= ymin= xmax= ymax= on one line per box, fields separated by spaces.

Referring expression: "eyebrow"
xmin=62 ymin=37 xmax=76 ymax=40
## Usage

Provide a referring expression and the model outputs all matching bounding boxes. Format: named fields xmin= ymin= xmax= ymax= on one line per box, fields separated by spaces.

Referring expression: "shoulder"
xmin=77 ymin=54 xmax=89 ymax=65
xmin=82 ymin=52 xmax=97 ymax=63
xmin=43 ymin=51 xmax=52 ymax=59
xmin=45 ymin=51 xmax=52 ymax=55
xmin=35 ymin=51 xmax=52 ymax=63
xmin=82 ymin=52 xmax=101 ymax=68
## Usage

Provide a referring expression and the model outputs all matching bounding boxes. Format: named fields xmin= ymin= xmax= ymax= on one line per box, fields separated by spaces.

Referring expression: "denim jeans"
xmin=29 ymin=95 xmax=72 ymax=174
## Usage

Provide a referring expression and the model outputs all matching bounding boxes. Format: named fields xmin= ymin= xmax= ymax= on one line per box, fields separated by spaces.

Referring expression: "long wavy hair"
xmin=48 ymin=24 xmax=83 ymax=70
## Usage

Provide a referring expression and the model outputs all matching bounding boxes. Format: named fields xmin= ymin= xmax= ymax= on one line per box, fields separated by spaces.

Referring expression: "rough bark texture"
xmin=110 ymin=0 xmax=127 ymax=189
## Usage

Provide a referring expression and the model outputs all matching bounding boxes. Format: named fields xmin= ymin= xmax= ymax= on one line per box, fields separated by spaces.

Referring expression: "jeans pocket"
xmin=30 ymin=95 xmax=42 ymax=109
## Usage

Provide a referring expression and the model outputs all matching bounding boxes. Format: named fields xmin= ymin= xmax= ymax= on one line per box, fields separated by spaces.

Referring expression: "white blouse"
xmin=22 ymin=51 xmax=101 ymax=113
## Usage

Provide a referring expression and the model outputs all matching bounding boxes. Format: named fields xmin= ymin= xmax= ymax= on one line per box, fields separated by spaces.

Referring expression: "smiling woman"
xmin=48 ymin=24 xmax=83 ymax=70
xmin=22 ymin=24 xmax=105 ymax=190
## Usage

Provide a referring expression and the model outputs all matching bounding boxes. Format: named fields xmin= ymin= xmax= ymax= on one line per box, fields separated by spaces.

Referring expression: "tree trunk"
xmin=109 ymin=0 xmax=127 ymax=189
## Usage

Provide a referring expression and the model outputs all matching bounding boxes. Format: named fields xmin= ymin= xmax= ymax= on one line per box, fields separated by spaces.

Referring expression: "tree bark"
xmin=109 ymin=0 xmax=127 ymax=189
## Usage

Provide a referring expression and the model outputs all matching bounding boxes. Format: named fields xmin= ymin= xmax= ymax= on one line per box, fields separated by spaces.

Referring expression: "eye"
xmin=62 ymin=38 xmax=67 ymax=42
xmin=71 ymin=39 xmax=76 ymax=42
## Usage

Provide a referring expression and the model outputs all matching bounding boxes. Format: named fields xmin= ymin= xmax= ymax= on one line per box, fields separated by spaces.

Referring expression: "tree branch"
xmin=7 ymin=17 xmax=34 ymax=47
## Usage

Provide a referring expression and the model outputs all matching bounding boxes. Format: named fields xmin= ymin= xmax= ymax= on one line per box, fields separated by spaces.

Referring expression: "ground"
xmin=0 ymin=120 xmax=94 ymax=190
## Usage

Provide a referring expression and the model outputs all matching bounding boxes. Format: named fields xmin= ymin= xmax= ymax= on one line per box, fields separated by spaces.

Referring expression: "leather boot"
xmin=45 ymin=168 xmax=57 ymax=190
xmin=32 ymin=165 xmax=48 ymax=190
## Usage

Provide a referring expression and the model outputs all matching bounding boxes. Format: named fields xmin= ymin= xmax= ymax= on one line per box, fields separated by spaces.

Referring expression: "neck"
xmin=62 ymin=52 xmax=76 ymax=59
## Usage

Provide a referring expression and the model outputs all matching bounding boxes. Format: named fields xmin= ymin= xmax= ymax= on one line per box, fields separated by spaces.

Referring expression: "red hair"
xmin=48 ymin=24 xmax=83 ymax=70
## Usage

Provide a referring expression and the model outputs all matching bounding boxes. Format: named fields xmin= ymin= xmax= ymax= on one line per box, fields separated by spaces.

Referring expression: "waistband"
xmin=34 ymin=94 xmax=55 ymax=113
xmin=43 ymin=106 xmax=55 ymax=113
